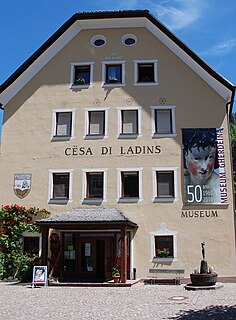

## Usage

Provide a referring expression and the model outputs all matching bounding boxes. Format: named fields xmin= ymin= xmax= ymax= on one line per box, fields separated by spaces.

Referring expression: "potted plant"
xmin=156 ymin=247 xmax=170 ymax=258
xmin=108 ymin=76 xmax=118 ymax=83
xmin=75 ymin=77 xmax=86 ymax=85
xmin=112 ymin=263 xmax=121 ymax=283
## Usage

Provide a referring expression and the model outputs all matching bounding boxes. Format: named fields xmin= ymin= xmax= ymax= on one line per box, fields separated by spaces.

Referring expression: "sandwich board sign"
xmin=32 ymin=266 xmax=48 ymax=287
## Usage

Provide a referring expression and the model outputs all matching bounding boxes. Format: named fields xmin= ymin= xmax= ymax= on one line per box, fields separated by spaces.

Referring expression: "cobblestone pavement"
xmin=0 ymin=281 xmax=236 ymax=320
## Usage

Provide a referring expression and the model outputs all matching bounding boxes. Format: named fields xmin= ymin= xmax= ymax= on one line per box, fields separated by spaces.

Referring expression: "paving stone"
xmin=0 ymin=282 xmax=236 ymax=319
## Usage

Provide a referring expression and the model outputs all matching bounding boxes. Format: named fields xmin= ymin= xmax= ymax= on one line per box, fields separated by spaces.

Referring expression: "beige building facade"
xmin=0 ymin=10 xmax=235 ymax=282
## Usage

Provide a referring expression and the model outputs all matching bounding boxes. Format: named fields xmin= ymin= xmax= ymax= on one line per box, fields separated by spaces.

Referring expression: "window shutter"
xmin=156 ymin=110 xmax=171 ymax=133
xmin=57 ymin=113 xmax=71 ymax=136
xmin=122 ymin=110 xmax=138 ymax=134
xmin=89 ymin=112 xmax=104 ymax=135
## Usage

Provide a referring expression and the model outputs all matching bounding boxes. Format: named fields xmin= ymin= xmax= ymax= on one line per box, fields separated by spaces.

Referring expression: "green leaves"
xmin=0 ymin=204 xmax=50 ymax=279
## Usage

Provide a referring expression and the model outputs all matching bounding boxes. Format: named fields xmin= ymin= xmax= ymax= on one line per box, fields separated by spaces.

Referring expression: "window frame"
xmin=70 ymin=62 xmax=95 ymax=89
xmin=48 ymin=169 xmax=74 ymax=204
xmin=150 ymin=228 xmax=178 ymax=263
xmin=116 ymin=168 xmax=143 ymax=203
xmin=152 ymin=167 xmax=179 ymax=202
xmin=150 ymin=106 xmax=177 ymax=138
xmin=84 ymin=107 xmax=109 ymax=139
xmin=102 ymin=61 xmax=126 ymax=87
xmin=90 ymin=35 xmax=106 ymax=47
xmin=22 ymin=232 xmax=42 ymax=257
xmin=82 ymin=168 xmax=108 ymax=204
xmin=121 ymin=34 xmax=137 ymax=46
xmin=133 ymin=60 xmax=158 ymax=86
xmin=51 ymin=109 xmax=76 ymax=141
xmin=117 ymin=106 xmax=142 ymax=139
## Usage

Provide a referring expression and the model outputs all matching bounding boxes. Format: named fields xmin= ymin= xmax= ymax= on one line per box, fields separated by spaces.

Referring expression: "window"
xmin=134 ymin=60 xmax=158 ymax=86
xmin=138 ymin=63 xmax=154 ymax=82
xmin=121 ymin=34 xmax=137 ymax=46
xmin=155 ymin=109 xmax=172 ymax=133
xmin=51 ymin=109 xmax=76 ymax=141
xmin=117 ymin=168 xmax=143 ymax=202
xmin=155 ymin=235 xmax=173 ymax=258
xmin=91 ymin=35 xmax=106 ymax=47
xmin=82 ymin=168 xmax=107 ymax=203
xmin=102 ymin=61 xmax=126 ymax=87
xmin=48 ymin=169 xmax=73 ymax=203
xmin=117 ymin=106 xmax=142 ymax=138
xmin=106 ymin=64 xmax=122 ymax=83
xmin=86 ymin=172 xmax=103 ymax=198
xmin=157 ymin=171 xmax=174 ymax=198
xmin=88 ymin=111 xmax=105 ymax=135
xmin=122 ymin=110 xmax=138 ymax=134
xmin=55 ymin=112 xmax=72 ymax=137
xmin=70 ymin=62 xmax=94 ymax=88
xmin=152 ymin=167 xmax=178 ymax=202
xmin=53 ymin=173 xmax=69 ymax=199
xmin=74 ymin=65 xmax=90 ymax=85
xmin=150 ymin=227 xmax=178 ymax=262
xmin=84 ymin=108 xmax=109 ymax=139
xmin=23 ymin=236 xmax=40 ymax=255
xmin=151 ymin=106 xmax=176 ymax=138
xmin=122 ymin=171 xmax=139 ymax=197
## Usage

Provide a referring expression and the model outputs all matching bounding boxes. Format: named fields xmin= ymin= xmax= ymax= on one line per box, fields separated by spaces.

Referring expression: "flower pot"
xmin=113 ymin=276 xmax=120 ymax=283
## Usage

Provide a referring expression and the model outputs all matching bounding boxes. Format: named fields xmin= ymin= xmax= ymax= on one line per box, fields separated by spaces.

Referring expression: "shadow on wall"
xmin=168 ymin=305 xmax=236 ymax=320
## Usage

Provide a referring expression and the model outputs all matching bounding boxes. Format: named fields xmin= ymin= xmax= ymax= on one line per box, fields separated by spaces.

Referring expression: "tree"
xmin=0 ymin=204 xmax=50 ymax=280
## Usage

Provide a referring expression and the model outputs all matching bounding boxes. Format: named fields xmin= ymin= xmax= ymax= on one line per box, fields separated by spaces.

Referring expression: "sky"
xmin=0 ymin=0 xmax=236 ymax=133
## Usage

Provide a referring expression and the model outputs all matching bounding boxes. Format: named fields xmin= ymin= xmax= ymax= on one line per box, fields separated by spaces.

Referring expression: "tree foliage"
xmin=0 ymin=204 xmax=50 ymax=280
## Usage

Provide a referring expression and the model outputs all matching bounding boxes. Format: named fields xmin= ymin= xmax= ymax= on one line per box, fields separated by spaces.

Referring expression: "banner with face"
xmin=182 ymin=128 xmax=227 ymax=205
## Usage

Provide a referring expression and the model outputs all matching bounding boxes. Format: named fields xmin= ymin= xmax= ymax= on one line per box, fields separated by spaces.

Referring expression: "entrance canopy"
xmin=36 ymin=208 xmax=137 ymax=283
xmin=35 ymin=207 xmax=137 ymax=229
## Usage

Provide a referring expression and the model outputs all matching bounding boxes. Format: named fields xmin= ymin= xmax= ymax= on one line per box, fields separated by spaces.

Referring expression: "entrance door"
xmin=78 ymin=235 xmax=114 ymax=281
xmin=79 ymin=239 xmax=97 ymax=280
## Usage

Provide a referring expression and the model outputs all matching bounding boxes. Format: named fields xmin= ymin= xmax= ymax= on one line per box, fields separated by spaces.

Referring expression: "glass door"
xmin=63 ymin=233 xmax=77 ymax=281
xmin=78 ymin=238 xmax=96 ymax=280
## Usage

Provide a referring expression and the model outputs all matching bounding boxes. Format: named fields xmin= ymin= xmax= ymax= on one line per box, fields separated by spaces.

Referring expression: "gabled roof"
xmin=0 ymin=10 xmax=235 ymax=111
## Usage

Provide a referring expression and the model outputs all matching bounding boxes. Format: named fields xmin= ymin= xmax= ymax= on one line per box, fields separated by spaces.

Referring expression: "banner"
xmin=182 ymin=128 xmax=227 ymax=205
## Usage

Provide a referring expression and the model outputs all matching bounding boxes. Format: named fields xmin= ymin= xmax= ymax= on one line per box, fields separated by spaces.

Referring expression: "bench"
xmin=148 ymin=269 xmax=185 ymax=285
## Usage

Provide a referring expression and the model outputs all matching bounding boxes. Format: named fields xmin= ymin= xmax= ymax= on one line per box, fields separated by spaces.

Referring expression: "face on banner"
xmin=182 ymin=128 xmax=227 ymax=205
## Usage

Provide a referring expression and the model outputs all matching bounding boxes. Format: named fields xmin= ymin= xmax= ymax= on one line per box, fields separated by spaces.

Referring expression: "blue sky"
xmin=0 ymin=0 xmax=236 ymax=133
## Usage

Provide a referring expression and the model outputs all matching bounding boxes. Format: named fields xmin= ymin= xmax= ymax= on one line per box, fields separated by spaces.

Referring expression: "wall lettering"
xmin=181 ymin=210 xmax=218 ymax=218
xmin=64 ymin=145 xmax=161 ymax=157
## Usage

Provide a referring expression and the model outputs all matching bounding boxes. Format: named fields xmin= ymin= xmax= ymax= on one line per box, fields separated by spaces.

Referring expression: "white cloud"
xmin=103 ymin=0 xmax=205 ymax=31
xmin=201 ymin=39 xmax=236 ymax=57
xmin=154 ymin=0 xmax=205 ymax=30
